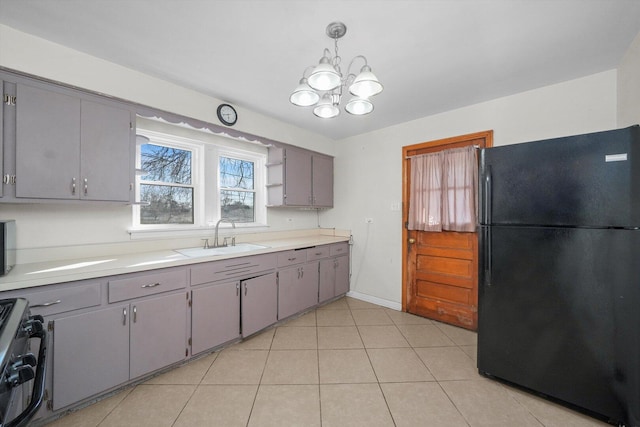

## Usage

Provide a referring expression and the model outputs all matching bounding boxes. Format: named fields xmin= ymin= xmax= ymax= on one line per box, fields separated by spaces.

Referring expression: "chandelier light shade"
xmin=290 ymin=77 xmax=321 ymax=107
xmin=345 ymin=96 xmax=374 ymax=115
xmin=290 ymin=22 xmax=383 ymax=118
xmin=313 ymin=93 xmax=340 ymax=118
xmin=349 ymin=65 xmax=384 ymax=98
xmin=308 ymin=57 xmax=342 ymax=91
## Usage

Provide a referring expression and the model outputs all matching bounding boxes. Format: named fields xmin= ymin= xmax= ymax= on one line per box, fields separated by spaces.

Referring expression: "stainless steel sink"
xmin=175 ymin=243 xmax=269 ymax=258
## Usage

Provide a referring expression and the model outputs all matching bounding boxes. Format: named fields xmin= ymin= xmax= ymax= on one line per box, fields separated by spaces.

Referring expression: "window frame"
xmin=132 ymin=128 xmax=267 ymax=232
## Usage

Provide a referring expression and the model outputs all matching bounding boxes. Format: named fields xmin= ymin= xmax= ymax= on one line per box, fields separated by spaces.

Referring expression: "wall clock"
xmin=217 ymin=103 xmax=237 ymax=126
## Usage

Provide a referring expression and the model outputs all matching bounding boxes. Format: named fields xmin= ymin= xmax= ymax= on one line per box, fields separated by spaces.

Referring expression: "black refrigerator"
xmin=478 ymin=125 xmax=640 ymax=426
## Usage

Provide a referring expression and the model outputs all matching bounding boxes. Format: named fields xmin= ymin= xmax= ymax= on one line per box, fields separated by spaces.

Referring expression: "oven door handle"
xmin=5 ymin=328 xmax=47 ymax=427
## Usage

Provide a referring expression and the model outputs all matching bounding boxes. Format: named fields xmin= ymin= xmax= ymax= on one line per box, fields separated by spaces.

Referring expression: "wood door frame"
xmin=401 ymin=130 xmax=494 ymax=312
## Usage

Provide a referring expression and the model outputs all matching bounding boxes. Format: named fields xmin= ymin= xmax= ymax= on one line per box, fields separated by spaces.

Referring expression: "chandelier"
xmin=289 ymin=22 xmax=383 ymax=118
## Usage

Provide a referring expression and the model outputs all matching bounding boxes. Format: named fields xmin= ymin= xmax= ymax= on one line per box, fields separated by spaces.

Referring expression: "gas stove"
xmin=0 ymin=298 xmax=47 ymax=427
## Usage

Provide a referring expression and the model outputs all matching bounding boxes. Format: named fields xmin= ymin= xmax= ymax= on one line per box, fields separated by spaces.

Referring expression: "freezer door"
xmin=479 ymin=125 xmax=640 ymax=227
xmin=478 ymin=226 xmax=639 ymax=424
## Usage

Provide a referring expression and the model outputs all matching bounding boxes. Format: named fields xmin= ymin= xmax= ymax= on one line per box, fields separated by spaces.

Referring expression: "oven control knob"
xmin=7 ymin=365 xmax=35 ymax=387
xmin=23 ymin=317 xmax=44 ymax=335
xmin=18 ymin=354 xmax=37 ymax=368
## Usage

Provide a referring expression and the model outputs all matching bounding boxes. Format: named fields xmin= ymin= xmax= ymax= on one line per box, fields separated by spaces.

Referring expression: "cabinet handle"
xmin=133 ymin=306 xmax=137 ymax=323
xmin=236 ymin=282 xmax=240 ymax=296
xmin=141 ymin=282 xmax=161 ymax=288
xmin=123 ymin=307 xmax=127 ymax=325
xmin=31 ymin=299 xmax=61 ymax=308
xmin=71 ymin=177 xmax=76 ymax=195
xmin=301 ymin=267 xmax=304 ymax=279
xmin=83 ymin=178 xmax=88 ymax=195
xmin=244 ymin=283 xmax=248 ymax=296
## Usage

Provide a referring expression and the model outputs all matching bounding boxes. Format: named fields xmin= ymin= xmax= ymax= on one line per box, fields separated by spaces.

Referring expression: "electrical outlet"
xmin=365 ymin=217 xmax=374 ymax=224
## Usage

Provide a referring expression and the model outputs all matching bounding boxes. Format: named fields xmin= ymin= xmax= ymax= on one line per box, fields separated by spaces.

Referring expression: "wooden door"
xmin=402 ymin=131 xmax=493 ymax=331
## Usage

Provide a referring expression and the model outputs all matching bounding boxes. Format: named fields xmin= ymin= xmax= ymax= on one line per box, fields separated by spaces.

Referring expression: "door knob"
xmin=408 ymin=238 xmax=416 ymax=244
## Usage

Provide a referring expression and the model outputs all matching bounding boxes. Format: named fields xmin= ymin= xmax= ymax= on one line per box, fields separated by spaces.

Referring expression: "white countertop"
xmin=0 ymin=235 xmax=350 ymax=292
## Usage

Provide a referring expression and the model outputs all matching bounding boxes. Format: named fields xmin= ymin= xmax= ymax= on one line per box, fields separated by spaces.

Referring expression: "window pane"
xmin=141 ymin=144 xmax=192 ymax=184
xmin=220 ymin=157 xmax=254 ymax=190
xmin=140 ymin=184 xmax=194 ymax=224
xmin=221 ymin=190 xmax=254 ymax=223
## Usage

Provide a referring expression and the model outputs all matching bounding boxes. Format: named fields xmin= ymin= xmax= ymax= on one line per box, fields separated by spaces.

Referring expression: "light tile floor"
xmin=44 ymin=297 xmax=608 ymax=427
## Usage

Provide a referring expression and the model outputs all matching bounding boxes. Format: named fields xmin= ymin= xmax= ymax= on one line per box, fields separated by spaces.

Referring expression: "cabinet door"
xmin=16 ymin=83 xmax=81 ymax=199
xmin=130 ymin=292 xmax=187 ymax=379
xmin=242 ymin=272 xmax=277 ymax=337
xmin=300 ymin=261 xmax=319 ymax=311
xmin=278 ymin=263 xmax=319 ymax=320
xmin=284 ymin=148 xmax=312 ymax=206
xmin=319 ymin=258 xmax=335 ymax=303
xmin=80 ymin=100 xmax=132 ymax=201
xmin=312 ymin=155 xmax=333 ymax=207
xmin=191 ymin=281 xmax=240 ymax=355
xmin=53 ymin=305 xmax=129 ymax=410
xmin=277 ymin=266 xmax=301 ymax=319
xmin=334 ymin=255 xmax=350 ymax=296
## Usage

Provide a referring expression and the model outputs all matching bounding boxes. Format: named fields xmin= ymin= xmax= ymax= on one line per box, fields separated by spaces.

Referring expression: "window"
xmin=133 ymin=126 xmax=266 ymax=231
xmin=139 ymin=144 xmax=194 ymax=224
xmin=219 ymin=156 xmax=255 ymax=223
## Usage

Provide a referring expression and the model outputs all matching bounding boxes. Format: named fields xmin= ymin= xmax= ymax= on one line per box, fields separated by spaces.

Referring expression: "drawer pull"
xmin=288 ymin=257 xmax=297 ymax=261
xmin=31 ymin=299 xmax=62 ymax=308
xmin=141 ymin=282 xmax=161 ymax=289
xmin=315 ymin=252 xmax=322 ymax=256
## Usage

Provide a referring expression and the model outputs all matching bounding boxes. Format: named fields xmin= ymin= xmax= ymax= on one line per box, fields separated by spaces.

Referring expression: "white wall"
xmin=0 ymin=25 xmax=333 ymax=255
xmin=618 ymin=30 xmax=640 ymax=127
xmin=321 ymin=71 xmax=618 ymax=304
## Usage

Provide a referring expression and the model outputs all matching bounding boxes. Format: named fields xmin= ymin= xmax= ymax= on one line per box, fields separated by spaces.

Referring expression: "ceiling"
xmin=1 ymin=0 xmax=640 ymax=140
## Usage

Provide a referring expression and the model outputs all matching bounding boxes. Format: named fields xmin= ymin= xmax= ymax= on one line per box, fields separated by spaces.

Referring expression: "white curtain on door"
xmin=408 ymin=145 xmax=477 ymax=232
xmin=408 ymin=151 xmax=443 ymax=231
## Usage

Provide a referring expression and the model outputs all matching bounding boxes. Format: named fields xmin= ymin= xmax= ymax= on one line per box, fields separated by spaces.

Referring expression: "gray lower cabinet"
xmin=52 ymin=304 xmax=129 ymax=410
xmin=191 ymin=272 xmax=278 ymax=353
xmin=191 ymin=281 xmax=241 ymax=355
xmin=129 ymin=292 xmax=188 ymax=379
xmin=13 ymin=82 xmax=133 ymax=202
xmin=241 ymin=272 xmax=278 ymax=337
xmin=278 ymin=261 xmax=319 ymax=320
xmin=319 ymin=245 xmax=350 ymax=303
xmin=51 ymin=291 xmax=187 ymax=410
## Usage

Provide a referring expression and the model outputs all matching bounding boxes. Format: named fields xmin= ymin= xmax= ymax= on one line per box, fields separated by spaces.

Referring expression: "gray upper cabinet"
xmin=267 ymin=146 xmax=333 ymax=208
xmin=14 ymin=82 xmax=133 ymax=202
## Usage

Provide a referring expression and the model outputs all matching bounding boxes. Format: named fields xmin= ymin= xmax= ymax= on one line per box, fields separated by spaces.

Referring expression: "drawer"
xmin=26 ymin=281 xmax=102 ymax=317
xmin=191 ymin=253 xmax=277 ymax=286
xmin=330 ymin=242 xmax=349 ymax=256
xmin=306 ymin=245 xmax=330 ymax=261
xmin=108 ymin=268 xmax=187 ymax=303
xmin=277 ymin=249 xmax=307 ymax=267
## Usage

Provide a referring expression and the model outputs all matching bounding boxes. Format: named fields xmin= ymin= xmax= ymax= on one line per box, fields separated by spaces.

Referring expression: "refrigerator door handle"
xmin=484 ymin=165 xmax=492 ymax=225
xmin=483 ymin=226 xmax=492 ymax=287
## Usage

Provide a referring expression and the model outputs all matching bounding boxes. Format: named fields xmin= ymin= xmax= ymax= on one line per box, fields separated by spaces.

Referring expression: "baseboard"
xmin=346 ymin=291 xmax=402 ymax=311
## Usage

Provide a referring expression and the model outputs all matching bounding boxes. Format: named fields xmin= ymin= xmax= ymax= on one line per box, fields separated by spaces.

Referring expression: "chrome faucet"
xmin=213 ymin=218 xmax=236 ymax=247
